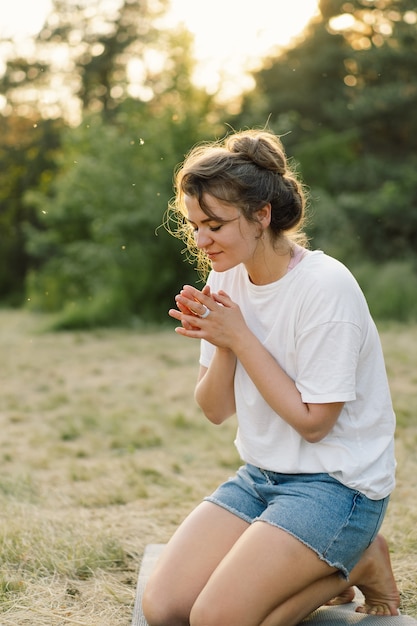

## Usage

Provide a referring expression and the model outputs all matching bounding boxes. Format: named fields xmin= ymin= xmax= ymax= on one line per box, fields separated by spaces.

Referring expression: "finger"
xmin=181 ymin=285 xmax=208 ymax=303
xmin=168 ymin=308 xmax=182 ymax=321
xmin=176 ymin=300 xmax=194 ymax=315
xmin=169 ymin=308 xmax=201 ymax=330
xmin=213 ymin=290 xmax=233 ymax=306
xmin=183 ymin=322 xmax=197 ymax=330
xmin=174 ymin=326 xmax=203 ymax=338
xmin=175 ymin=295 xmax=196 ymax=316
xmin=180 ymin=285 xmax=198 ymax=299
xmin=182 ymin=319 xmax=200 ymax=330
xmin=176 ymin=294 xmax=211 ymax=318
xmin=181 ymin=286 xmax=215 ymax=312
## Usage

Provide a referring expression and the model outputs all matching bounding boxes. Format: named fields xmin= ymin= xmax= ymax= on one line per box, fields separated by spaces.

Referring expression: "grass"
xmin=0 ymin=310 xmax=416 ymax=624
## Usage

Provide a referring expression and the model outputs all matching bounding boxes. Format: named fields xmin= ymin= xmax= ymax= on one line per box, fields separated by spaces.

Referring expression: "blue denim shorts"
xmin=205 ymin=464 xmax=389 ymax=579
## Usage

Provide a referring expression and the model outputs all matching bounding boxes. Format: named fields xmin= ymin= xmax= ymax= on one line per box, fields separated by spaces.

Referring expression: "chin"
xmin=211 ymin=260 xmax=238 ymax=273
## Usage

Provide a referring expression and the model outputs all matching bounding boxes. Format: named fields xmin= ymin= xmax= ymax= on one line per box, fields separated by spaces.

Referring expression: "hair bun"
xmin=226 ymin=131 xmax=286 ymax=175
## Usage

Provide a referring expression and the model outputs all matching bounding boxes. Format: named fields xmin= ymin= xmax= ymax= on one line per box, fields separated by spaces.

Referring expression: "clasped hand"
xmin=168 ymin=284 xmax=245 ymax=349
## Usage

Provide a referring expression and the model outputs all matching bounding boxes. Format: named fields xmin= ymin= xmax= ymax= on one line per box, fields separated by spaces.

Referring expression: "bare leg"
xmin=261 ymin=572 xmax=355 ymax=626
xmin=143 ymin=505 xmax=399 ymax=626
xmin=326 ymin=535 xmax=399 ymax=614
xmin=326 ymin=586 xmax=356 ymax=606
xmin=191 ymin=525 xmax=400 ymax=626
xmin=263 ymin=534 xmax=400 ymax=626
xmin=190 ymin=521 xmax=351 ymax=626
xmin=142 ymin=501 xmax=249 ymax=626
xmin=352 ymin=534 xmax=400 ymax=615
xmin=253 ymin=535 xmax=400 ymax=625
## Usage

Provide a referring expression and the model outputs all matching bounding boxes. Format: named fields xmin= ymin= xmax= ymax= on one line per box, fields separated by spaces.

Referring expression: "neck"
xmin=246 ymin=239 xmax=293 ymax=285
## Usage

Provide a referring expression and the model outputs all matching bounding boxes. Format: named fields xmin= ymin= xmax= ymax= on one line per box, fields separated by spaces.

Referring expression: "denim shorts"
xmin=205 ymin=464 xmax=389 ymax=579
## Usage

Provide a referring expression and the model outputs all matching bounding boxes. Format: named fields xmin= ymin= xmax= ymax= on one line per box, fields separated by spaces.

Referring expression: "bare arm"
xmin=194 ymin=348 xmax=237 ymax=424
xmin=169 ymin=285 xmax=236 ymax=424
xmin=171 ymin=285 xmax=343 ymax=442
xmin=231 ymin=328 xmax=343 ymax=442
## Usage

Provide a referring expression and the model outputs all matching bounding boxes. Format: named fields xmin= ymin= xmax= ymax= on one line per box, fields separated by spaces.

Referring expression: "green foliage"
xmin=2 ymin=0 xmax=417 ymax=325
xmin=24 ymin=102 xmax=214 ymax=327
xmin=353 ymin=261 xmax=417 ymax=322
xmin=233 ymin=0 xmax=417 ymax=323
xmin=0 ymin=0 xmax=223 ymax=325
xmin=0 ymin=0 xmax=170 ymax=118
xmin=0 ymin=116 xmax=62 ymax=305
xmin=305 ymin=188 xmax=362 ymax=264
xmin=305 ymin=154 xmax=417 ymax=264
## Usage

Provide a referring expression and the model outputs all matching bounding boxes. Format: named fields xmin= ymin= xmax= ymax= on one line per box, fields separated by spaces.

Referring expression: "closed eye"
xmin=192 ymin=224 xmax=222 ymax=233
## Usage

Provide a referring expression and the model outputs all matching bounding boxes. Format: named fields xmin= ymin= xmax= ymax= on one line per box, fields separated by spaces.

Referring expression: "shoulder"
xmin=301 ymin=251 xmax=362 ymax=294
xmin=295 ymin=252 xmax=370 ymax=324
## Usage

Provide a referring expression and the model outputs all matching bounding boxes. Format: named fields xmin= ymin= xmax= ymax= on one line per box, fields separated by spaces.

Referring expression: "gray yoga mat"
xmin=132 ymin=544 xmax=416 ymax=626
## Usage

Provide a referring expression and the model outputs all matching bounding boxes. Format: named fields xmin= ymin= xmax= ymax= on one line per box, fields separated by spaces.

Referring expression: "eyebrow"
xmin=184 ymin=216 xmax=222 ymax=225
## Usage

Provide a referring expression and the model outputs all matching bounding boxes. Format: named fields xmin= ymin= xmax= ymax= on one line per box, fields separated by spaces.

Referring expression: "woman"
xmin=142 ymin=129 xmax=400 ymax=626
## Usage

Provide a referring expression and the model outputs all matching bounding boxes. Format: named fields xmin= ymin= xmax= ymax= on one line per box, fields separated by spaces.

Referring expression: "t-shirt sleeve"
xmin=295 ymin=320 xmax=360 ymax=403
xmin=293 ymin=259 xmax=367 ymax=404
xmin=200 ymin=337 xmax=215 ymax=368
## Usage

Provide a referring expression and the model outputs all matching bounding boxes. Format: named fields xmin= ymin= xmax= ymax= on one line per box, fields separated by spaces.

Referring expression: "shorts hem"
xmin=204 ymin=496 xmax=254 ymax=525
xmin=204 ymin=496 xmax=350 ymax=579
xmin=257 ymin=519 xmax=350 ymax=580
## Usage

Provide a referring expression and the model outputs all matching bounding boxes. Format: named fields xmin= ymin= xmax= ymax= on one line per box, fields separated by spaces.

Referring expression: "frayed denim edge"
xmin=203 ymin=497 xmax=350 ymax=580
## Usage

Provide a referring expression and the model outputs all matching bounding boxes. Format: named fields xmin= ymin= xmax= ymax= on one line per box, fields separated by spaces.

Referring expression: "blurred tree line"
xmin=1 ymin=0 xmax=416 ymax=327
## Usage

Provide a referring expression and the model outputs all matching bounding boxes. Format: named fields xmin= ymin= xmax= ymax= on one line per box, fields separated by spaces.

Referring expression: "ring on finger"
xmin=199 ymin=305 xmax=211 ymax=319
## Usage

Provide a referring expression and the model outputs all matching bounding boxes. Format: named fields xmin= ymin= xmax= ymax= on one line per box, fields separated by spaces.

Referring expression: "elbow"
xmin=196 ymin=399 xmax=233 ymax=425
xmin=301 ymin=420 xmax=334 ymax=443
xmin=203 ymin=411 xmax=230 ymax=425
xmin=300 ymin=419 xmax=331 ymax=443
xmin=299 ymin=402 xmax=342 ymax=443
xmin=194 ymin=387 xmax=235 ymax=426
xmin=303 ymin=429 xmax=328 ymax=444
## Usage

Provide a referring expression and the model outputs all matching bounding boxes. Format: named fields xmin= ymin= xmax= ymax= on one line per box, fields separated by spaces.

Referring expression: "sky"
xmin=0 ymin=0 xmax=319 ymax=99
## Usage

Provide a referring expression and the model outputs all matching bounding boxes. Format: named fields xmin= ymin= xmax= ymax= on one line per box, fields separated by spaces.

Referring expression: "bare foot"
xmin=351 ymin=534 xmax=400 ymax=616
xmin=325 ymin=586 xmax=355 ymax=606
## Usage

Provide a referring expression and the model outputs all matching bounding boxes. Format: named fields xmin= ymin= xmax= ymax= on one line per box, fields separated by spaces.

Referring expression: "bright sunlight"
xmin=0 ymin=0 xmax=319 ymax=100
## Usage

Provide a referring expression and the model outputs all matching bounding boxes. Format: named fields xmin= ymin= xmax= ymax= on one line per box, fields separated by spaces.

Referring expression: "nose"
xmin=195 ymin=228 xmax=213 ymax=250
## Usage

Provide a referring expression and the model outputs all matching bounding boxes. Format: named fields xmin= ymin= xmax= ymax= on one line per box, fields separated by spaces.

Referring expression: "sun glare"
xmin=0 ymin=0 xmax=319 ymax=101
xmin=0 ymin=0 xmax=52 ymax=38
xmin=164 ymin=0 xmax=319 ymax=99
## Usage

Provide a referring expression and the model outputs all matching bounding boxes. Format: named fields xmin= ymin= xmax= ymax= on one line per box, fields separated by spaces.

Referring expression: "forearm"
xmin=195 ymin=348 xmax=237 ymax=424
xmin=170 ymin=284 xmax=341 ymax=437
xmin=232 ymin=330 xmax=341 ymax=442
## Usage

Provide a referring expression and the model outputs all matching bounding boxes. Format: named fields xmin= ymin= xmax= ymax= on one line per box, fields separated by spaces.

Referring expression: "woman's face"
xmin=184 ymin=193 xmax=266 ymax=274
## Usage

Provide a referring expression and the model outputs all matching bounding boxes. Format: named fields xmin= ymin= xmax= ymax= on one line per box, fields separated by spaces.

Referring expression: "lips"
xmin=206 ymin=252 xmax=221 ymax=260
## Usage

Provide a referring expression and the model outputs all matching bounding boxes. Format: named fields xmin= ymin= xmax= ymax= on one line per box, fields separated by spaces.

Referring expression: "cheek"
xmin=240 ymin=226 xmax=259 ymax=247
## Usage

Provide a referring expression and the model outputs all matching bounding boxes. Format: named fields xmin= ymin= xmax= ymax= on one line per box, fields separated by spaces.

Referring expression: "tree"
xmin=0 ymin=0 xmax=177 ymax=122
xmin=24 ymin=85 xmax=220 ymax=327
xmin=234 ymin=0 xmax=417 ymax=265
xmin=0 ymin=115 xmax=62 ymax=304
xmin=0 ymin=0 xmax=222 ymax=313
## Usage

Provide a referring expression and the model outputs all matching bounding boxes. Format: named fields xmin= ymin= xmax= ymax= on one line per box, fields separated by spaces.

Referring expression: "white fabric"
xmin=200 ymin=250 xmax=396 ymax=499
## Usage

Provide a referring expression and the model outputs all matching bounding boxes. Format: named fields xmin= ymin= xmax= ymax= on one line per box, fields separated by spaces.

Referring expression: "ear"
xmin=256 ymin=203 xmax=272 ymax=230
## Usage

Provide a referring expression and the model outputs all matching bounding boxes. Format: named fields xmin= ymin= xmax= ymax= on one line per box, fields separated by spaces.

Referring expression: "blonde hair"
xmin=165 ymin=129 xmax=308 ymax=278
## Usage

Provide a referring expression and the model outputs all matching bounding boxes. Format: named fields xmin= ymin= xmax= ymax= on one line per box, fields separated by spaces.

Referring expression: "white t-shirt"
xmin=200 ymin=250 xmax=396 ymax=500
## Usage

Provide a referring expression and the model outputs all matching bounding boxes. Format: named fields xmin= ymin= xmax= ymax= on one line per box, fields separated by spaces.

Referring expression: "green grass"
xmin=0 ymin=310 xmax=416 ymax=623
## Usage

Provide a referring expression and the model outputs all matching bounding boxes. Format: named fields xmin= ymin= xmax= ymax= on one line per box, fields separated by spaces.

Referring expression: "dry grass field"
xmin=0 ymin=310 xmax=416 ymax=625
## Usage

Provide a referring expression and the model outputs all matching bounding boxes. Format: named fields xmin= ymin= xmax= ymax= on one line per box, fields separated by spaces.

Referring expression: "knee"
xmin=141 ymin=582 xmax=162 ymax=626
xmin=190 ymin=597 xmax=226 ymax=626
xmin=142 ymin=580 xmax=187 ymax=626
